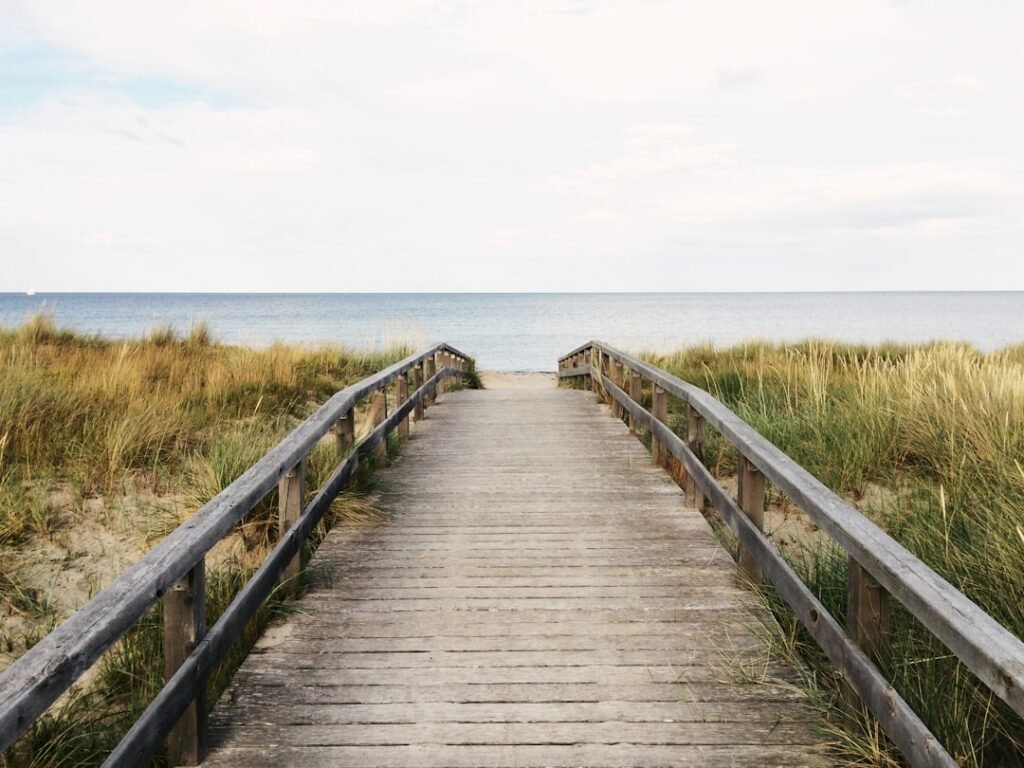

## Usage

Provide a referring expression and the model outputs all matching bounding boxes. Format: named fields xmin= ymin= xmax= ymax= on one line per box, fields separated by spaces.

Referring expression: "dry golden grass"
xmin=0 ymin=313 xmax=414 ymax=766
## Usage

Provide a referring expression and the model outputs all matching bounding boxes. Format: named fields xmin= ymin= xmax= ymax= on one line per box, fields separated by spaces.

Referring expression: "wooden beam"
xmin=686 ymin=405 xmax=705 ymax=511
xmin=611 ymin=361 xmax=624 ymax=420
xmin=848 ymin=556 xmax=892 ymax=663
xmin=163 ymin=561 xmax=206 ymax=767
xmin=397 ymin=374 xmax=410 ymax=440
xmin=278 ymin=460 xmax=306 ymax=590
xmin=333 ymin=407 xmax=355 ymax=456
xmin=651 ymin=385 xmax=667 ymax=467
xmin=738 ymin=455 xmax=765 ymax=585
xmin=628 ymin=371 xmax=643 ymax=436
xmin=371 ymin=387 xmax=388 ymax=461
xmin=413 ymin=363 xmax=425 ymax=422
xmin=426 ymin=356 xmax=437 ymax=406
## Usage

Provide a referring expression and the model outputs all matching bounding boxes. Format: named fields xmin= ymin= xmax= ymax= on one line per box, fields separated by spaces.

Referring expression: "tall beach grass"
xmin=643 ymin=340 xmax=1024 ymax=767
xmin=0 ymin=313 xmax=414 ymax=766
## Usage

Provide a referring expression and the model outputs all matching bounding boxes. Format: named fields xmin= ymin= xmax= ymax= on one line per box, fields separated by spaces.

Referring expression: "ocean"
xmin=1 ymin=292 xmax=1023 ymax=371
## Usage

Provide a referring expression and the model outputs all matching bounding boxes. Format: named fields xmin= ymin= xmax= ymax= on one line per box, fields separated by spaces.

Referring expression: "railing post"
xmin=413 ymin=362 xmax=425 ymax=421
xmin=651 ymin=385 xmax=667 ymax=467
xmin=333 ymin=406 xmax=355 ymax=455
xmin=737 ymin=455 xmax=765 ymax=585
xmin=397 ymin=373 xmax=409 ymax=440
xmin=371 ymin=386 xmax=387 ymax=461
xmin=599 ymin=351 xmax=610 ymax=404
xmin=583 ymin=349 xmax=592 ymax=391
xmin=611 ymin=360 xmax=624 ymax=420
xmin=164 ymin=560 xmax=206 ymax=767
xmin=686 ymin=405 xmax=705 ymax=510
xmin=426 ymin=355 xmax=437 ymax=406
xmin=628 ymin=370 xmax=643 ymax=435
xmin=848 ymin=557 xmax=892 ymax=663
xmin=279 ymin=459 xmax=306 ymax=589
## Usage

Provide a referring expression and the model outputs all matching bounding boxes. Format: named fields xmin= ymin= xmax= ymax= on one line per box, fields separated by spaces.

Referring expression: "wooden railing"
xmin=559 ymin=341 xmax=1024 ymax=768
xmin=0 ymin=343 xmax=471 ymax=766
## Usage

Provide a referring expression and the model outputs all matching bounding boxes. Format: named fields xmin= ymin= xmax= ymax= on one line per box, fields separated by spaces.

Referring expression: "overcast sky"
xmin=1 ymin=1 xmax=1022 ymax=292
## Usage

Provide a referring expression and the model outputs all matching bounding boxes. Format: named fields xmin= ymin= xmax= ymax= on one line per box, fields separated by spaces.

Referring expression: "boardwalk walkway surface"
xmin=204 ymin=379 xmax=831 ymax=767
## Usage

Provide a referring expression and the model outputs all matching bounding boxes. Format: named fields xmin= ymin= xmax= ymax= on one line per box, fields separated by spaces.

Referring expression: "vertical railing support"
xmin=628 ymin=370 xmax=643 ymax=436
xmin=397 ymin=373 xmax=409 ymax=440
xmin=413 ymin=363 xmax=425 ymax=421
xmin=334 ymin=406 xmax=355 ymax=456
xmin=279 ymin=460 xmax=306 ymax=590
xmin=599 ymin=352 xmax=610 ymax=404
xmin=164 ymin=560 xmax=206 ymax=767
xmin=686 ymin=405 xmax=705 ymax=511
xmin=371 ymin=386 xmax=387 ymax=461
xmin=651 ymin=385 xmax=668 ymax=467
xmin=738 ymin=455 xmax=765 ymax=585
xmin=583 ymin=349 xmax=592 ymax=391
xmin=848 ymin=558 xmax=892 ymax=663
xmin=611 ymin=361 xmax=624 ymax=420
xmin=426 ymin=356 xmax=437 ymax=406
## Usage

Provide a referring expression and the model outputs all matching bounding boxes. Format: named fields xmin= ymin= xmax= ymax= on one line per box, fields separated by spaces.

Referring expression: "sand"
xmin=479 ymin=371 xmax=557 ymax=389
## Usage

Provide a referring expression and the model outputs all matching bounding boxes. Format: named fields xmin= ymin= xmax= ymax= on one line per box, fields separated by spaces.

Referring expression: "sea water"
xmin=1 ymin=292 xmax=1022 ymax=371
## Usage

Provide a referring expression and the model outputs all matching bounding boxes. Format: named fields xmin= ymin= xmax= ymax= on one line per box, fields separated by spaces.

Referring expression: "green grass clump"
xmin=644 ymin=339 xmax=1024 ymax=767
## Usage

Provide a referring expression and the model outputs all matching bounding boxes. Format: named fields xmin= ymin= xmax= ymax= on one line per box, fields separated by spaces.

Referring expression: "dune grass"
xmin=0 ymin=313 xmax=416 ymax=766
xmin=642 ymin=340 xmax=1024 ymax=767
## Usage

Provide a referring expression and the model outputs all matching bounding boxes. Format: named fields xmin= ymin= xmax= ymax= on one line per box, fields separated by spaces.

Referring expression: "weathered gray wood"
xmin=103 ymin=366 xmax=451 ymax=766
xmin=425 ymin=356 xmax=437 ymax=406
xmin=595 ymin=367 xmax=957 ymax=768
xmin=202 ymin=744 xmax=832 ymax=768
xmin=686 ymin=404 xmax=705 ymax=510
xmin=333 ymin=407 xmax=355 ymax=455
xmin=611 ymin=360 xmax=624 ymax=420
xmin=848 ymin=556 xmax=892 ymax=663
xmin=412 ymin=364 xmax=424 ymax=421
xmin=569 ymin=341 xmax=1024 ymax=725
xmin=164 ymin=561 xmax=206 ymax=767
xmin=396 ymin=374 xmax=409 ymax=440
xmin=738 ymin=455 xmax=765 ymax=585
xmin=0 ymin=342 xmax=467 ymax=753
xmin=628 ymin=370 xmax=643 ymax=435
xmin=651 ymin=384 xmax=667 ymax=467
xmin=278 ymin=461 xmax=306 ymax=590
xmin=204 ymin=385 xmax=828 ymax=767
xmin=371 ymin=387 xmax=387 ymax=461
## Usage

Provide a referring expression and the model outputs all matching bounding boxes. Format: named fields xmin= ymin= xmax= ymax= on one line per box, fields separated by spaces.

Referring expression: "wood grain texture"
xmin=204 ymin=387 xmax=832 ymax=767
xmin=0 ymin=344 xmax=467 ymax=753
xmin=564 ymin=342 xmax=1024 ymax=724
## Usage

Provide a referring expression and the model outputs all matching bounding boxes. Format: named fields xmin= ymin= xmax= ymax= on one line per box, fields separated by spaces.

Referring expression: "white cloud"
xmin=1 ymin=0 xmax=1023 ymax=291
xmin=949 ymin=74 xmax=986 ymax=92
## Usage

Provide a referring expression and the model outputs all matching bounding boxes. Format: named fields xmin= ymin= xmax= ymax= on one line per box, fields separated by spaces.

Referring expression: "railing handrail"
xmin=559 ymin=340 xmax=1024 ymax=767
xmin=0 ymin=342 xmax=468 ymax=755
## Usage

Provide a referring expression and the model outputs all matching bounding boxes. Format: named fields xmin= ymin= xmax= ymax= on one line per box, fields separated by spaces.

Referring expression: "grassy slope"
xmin=643 ymin=340 xmax=1024 ymax=767
xmin=0 ymin=315 xmax=413 ymax=766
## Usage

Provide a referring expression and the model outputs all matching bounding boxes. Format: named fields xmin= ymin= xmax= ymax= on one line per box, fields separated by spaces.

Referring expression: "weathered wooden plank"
xmin=206 ymin=720 xmax=822 ymax=746
xmin=581 ymin=342 xmax=1024 ymax=725
xmin=0 ymin=343 xmax=467 ymax=753
xmin=204 ymin=384 xmax=829 ymax=767
xmin=596 ymin=363 xmax=957 ymax=767
xmin=203 ymin=743 xmax=831 ymax=768
xmin=211 ymin=699 xmax=813 ymax=725
xmin=220 ymin=681 xmax=807 ymax=705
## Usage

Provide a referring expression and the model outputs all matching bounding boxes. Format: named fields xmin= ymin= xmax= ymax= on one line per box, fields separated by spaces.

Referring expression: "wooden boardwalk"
xmin=204 ymin=382 xmax=831 ymax=767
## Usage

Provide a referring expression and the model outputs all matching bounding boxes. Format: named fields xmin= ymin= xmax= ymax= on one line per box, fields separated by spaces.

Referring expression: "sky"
xmin=0 ymin=0 xmax=1022 ymax=292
